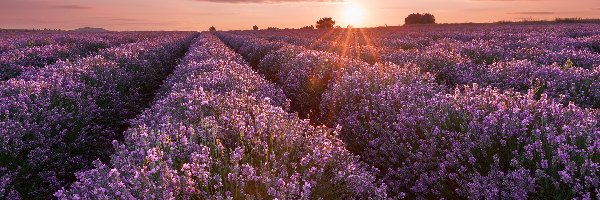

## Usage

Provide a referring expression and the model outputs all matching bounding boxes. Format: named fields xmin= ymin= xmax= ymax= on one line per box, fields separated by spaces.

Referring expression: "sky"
xmin=0 ymin=0 xmax=599 ymax=31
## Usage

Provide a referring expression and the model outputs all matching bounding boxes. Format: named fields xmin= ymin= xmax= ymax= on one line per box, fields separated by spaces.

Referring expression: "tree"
xmin=209 ymin=26 xmax=217 ymax=31
xmin=316 ymin=17 xmax=335 ymax=29
xmin=253 ymin=25 xmax=259 ymax=30
xmin=404 ymin=13 xmax=436 ymax=25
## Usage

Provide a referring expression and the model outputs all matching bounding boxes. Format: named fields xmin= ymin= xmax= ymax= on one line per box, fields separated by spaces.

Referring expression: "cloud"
xmin=109 ymin=18 xmax=152 ymax=22
xmin=109 ymin=21 xmax=178 ymax=26
xmin=3 ymin=18 xmax=56 ymax=23
xmin=193 ymin=0 xmax=344 ymax=3
xmin=195 ymin=11 xmax=241 ymax=15
xmin=511 ymin=11 xmax=555 ymax=15
xmin=54 ymin=5 xmax=93 ymax=10
xmin=472 ymin=0 xmax=544 ymax=1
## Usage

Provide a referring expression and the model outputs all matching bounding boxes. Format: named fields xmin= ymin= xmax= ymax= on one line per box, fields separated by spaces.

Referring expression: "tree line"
xmin=208 ymin=13 xmax=436 ymax=31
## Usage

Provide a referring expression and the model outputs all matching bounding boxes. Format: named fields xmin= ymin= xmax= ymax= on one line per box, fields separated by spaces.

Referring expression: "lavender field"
xmin=1 ymin=23 xmax=599 ymax=199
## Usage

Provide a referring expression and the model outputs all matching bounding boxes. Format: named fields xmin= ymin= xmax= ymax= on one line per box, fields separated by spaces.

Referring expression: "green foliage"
xmin=405 ymin=13 xmax=436 ymax=25
xmin=316 ymin=18 xmax=335 ymax=29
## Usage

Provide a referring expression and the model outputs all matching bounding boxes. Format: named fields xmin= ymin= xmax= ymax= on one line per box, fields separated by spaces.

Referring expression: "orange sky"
xmin=1 ymin=0 xmax=598 ymax=31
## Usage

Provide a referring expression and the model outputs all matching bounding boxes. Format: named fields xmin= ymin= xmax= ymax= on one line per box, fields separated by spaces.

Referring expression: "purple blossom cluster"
xmin=0 ymin=32 xmax=195 ymax=199
xmin=56 ymin=33 xmax=386 ymax=199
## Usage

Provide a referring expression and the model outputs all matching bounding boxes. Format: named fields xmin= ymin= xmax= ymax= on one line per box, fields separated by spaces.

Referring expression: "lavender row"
xmin=377 ymin=25 xmax=600 ymax=53
xmin=56 ymin=33 xmax=387 ymax=199
xmin=0 ymin=32 xmax=167 ymax=81
xmin=0 ymin=32 xmax=195 ymax=199
xmin=0 ymin=31 xmax=148 ymax=54
xmin=215 ymin=32 xmax=599 ymax=199
xmin=215 ymin=33 xmax=317 ymax=121
xmin=1 ymin=43 xmax=107 ymax=81
xmin=323 ymin=68 xmax=599 ymax=199
xmin=381 ymin=47 xmax=600 ymax=109
xmin=251 ymin=26 xmax=600 ymax=68
xmin=219 ymin=28 xmax=599 ymax=111
xmin=241 ymin=27 xmax=600 ymax=109
xmin=215 ymin=32 xmax=421 ymax=197
xmin=249 ymin=24 xmax=600 ymax=68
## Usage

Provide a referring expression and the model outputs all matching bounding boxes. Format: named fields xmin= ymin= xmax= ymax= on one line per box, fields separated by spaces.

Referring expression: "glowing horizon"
xmin=0 ymin=0 xmax=598 ymax=31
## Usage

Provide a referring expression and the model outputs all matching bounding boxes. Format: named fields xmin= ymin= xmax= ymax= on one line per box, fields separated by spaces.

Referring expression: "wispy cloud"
xmin=109 ymin=18 xmax=152 ymax=22
xmin=109 ymin=21 xmax=178 ymax=26
xmin=195 ymin=11 xmax=241 ymax=15
xmin=193 ymin=0 xmax=344 ymax=3
xmin=472 ymin=0 xmax=544 ymax=1
xmin=4 ymin=18 xmax=56 ymax=23
xmin=54 ymin=5 xmax=93 ymax=10
xmin=511 ymin=11 xmax=555 ymax=15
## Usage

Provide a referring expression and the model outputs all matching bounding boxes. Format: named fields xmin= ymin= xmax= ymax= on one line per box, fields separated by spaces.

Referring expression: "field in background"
xmin=1 ymin=23 xmax=599 ymax=199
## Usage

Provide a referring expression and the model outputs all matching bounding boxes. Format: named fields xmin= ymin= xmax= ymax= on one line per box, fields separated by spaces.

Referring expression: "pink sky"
xmin=1 ymin=0 xmax=598 ymax=31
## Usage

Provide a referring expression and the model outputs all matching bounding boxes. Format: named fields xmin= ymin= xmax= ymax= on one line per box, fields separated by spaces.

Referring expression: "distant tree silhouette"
xmin=300 ymin=25 xmax=315 ymax=30
xmin=253 ymin=25 xmax=259 ymax=30
xmin=316 ymin=17 xmax=335 ymax=29
xmin=405 ymin=13 xmax=436 ymax=25
xmin=209 ymin=26 xmax=217 ymax=31
xmin=266 ymin=27 xmax=280 ymax=30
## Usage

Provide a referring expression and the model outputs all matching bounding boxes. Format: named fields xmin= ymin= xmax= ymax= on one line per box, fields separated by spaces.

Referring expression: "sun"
xmin=343 ymin=4 xmax=365 ymax=27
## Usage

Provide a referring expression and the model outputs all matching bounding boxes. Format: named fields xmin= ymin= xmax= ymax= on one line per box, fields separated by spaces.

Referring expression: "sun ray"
xmin=340 ymin=27 xmax=353 ymax=58
xmin=327 ymin=29 xmax=346 ymax=53
xmin=308 ymin=28 xmax=336 ymax=50
xmin=358 ymin=28 xmax=380 ymax=63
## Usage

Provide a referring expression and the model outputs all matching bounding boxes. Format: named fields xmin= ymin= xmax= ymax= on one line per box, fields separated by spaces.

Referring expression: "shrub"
xmin=404 ymin=13 xmax=436 ymax=25
xmin=316 ymin=18 xmax=336 ymax=29
xmin=300 ymin=25 xmax=315 ymax=30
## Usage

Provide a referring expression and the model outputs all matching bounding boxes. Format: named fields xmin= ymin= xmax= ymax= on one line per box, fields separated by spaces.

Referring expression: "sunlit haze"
xmin=343 ymin=3 xmax=366 ymax=27
xmin=0 ymin=0 xmax=599 ymax=30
